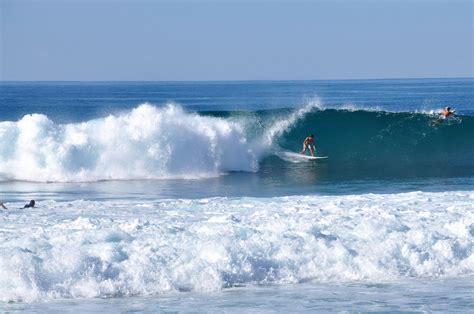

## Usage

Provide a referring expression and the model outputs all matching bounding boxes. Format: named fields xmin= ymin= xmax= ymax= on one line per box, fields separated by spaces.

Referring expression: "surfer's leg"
xmin=300 ymin=144 xmax=306 ymax=154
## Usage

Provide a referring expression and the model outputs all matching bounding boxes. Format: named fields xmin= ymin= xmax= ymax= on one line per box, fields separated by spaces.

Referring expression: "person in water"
xmin=23 ymin=200 xmax=35 ymax=209
xmin=441 ymin=106 xmax=455 ymax=119
xmin=300 ymin=134 xmax=316 ymax=157
xmin=0 ymin=202 xmax=7 ymax=210
xmin=431 ymin=106 xmax=455 ymax=126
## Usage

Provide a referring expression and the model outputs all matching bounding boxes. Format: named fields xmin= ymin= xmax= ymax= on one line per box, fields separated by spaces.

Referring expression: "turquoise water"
xmin=6 ymin=279 xmax=473 ymax=313
xmin=0 ymin=78 xmax=473 ymax=312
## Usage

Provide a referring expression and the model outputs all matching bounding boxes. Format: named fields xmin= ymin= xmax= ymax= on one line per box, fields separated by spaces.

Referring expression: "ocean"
xmin=0 ymin=78 xmax=473 ymax=312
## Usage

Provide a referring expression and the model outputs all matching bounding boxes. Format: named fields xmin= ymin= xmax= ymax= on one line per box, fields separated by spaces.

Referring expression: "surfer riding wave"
xmin=300 ymin=134 xmax=316 ymax=157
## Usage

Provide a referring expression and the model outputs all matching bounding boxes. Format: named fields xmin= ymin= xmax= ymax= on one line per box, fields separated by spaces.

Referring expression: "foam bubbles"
xmin=0 ymin=105 xmax=253 ymax=181
xmin=0 ymin=191 xmax=472 ymax=302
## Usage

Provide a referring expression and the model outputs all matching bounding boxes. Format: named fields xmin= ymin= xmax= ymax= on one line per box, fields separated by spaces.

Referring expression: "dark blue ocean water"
xmin=1 ymin=78 xmax=473 ymax=122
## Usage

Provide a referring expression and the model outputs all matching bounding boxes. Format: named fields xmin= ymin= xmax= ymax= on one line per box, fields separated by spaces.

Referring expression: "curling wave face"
xmin=0 ymin=191 xmax=472 ymax=302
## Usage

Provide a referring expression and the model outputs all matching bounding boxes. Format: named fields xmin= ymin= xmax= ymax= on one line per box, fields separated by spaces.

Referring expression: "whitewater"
xmin=1 ymin=191 xmax=473 ymax=303
xmin=0 ymin=104 xmax=259 ymax=181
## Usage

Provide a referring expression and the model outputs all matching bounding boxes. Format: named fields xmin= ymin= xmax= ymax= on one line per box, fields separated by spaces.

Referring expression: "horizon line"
xmin=1 ymin=76 xmax=473 ymax=83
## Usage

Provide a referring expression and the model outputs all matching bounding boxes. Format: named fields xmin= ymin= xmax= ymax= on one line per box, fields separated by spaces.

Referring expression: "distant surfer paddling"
xmin=300 ymin=134 xmax=316 ymax=157
xmin=431 ymin=106 xmax=455 ymax=126
xmin=441 ymin=106 xmax=455 ymax=119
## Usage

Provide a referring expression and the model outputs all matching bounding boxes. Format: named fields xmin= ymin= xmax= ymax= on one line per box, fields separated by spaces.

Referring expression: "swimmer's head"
xmin=310 ymin=134 xmax=314 ymax=138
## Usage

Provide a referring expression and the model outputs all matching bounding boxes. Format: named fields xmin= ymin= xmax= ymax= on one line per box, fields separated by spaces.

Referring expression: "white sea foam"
xmin=0 ymin=191 xmax=472 ymax=302
xmin=0 ymin=104 xmax=254 ymax=181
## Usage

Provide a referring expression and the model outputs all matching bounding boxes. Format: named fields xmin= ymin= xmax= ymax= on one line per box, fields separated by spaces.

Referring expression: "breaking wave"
xmin=0 ymin=101 xmax=473 ymax=182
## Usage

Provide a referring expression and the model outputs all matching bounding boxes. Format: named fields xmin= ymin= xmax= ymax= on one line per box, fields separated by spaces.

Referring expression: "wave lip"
xmin=0 ymin=191 xmax=472 ymax=302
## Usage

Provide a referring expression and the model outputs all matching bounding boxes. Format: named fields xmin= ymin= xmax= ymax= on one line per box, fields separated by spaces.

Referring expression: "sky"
xmin=0 ymin=0 xmax=473 ymax=81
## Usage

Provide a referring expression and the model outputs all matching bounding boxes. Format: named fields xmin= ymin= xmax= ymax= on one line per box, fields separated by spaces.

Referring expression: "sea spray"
xmin=261 ymin=99 xmax=322 ymax=146
xmin=0 ymin=104 xmax=260 ymax=181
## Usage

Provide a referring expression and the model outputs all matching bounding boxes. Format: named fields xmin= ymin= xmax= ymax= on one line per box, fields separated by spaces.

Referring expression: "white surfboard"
xmin=303 ymin=155 xmax=328 ymax=160
xmin=279 ymin=151 xmax=328 ymax=163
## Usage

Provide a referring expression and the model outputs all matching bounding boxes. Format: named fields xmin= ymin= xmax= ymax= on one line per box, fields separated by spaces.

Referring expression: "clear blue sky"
xmin=1 ymin=0 xmax=473 ymax=81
